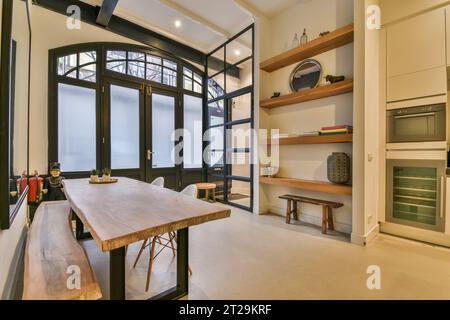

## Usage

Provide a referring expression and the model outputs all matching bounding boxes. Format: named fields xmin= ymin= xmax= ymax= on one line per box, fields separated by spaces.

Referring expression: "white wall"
xmin=11 ymin=0 xmax=30 ymax=176
xmin=259 ymin=0 xmax=354 ymax=233
xmin=351 ymin=0 xmax=381 ymax=245
xmin=30 ymin=6 xmax=140 ymax=174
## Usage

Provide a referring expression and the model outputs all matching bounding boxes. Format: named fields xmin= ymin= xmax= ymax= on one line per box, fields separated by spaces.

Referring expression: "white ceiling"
xmin=80 ymin=0 xmax=300 ymax=53
xmin=245 ymin=0 xmax=302 ymax=18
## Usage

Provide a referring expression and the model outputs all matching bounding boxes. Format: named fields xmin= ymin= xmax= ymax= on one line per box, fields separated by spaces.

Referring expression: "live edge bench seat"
xmin=23 ymin=201 xmax=102 ymax=300
xmin=279 ymin=195 xmax=343 ymax=234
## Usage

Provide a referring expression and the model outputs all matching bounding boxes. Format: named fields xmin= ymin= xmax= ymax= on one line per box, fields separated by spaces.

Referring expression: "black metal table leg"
xmin=149 ymin=227 xmax=189 ymax=300
xmin=110 ymin=246 xmax=126 ymax=300
xmin=75 ymin=213 xmax=84 ymax=240
xmin=176 ymin=227 xmax=189 ymax=296
xmin=74 ymin=213 xmax=92 ymax=240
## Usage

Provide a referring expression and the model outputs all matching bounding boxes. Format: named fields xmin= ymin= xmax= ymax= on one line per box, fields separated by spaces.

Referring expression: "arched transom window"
xmin=106 ymin=50 xmax=178 ymax=86
xmin=57 ymin=51 xmax=97 ymax=82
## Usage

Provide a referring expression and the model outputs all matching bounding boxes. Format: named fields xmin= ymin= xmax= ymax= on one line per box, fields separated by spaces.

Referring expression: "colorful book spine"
xmin=321 ymin=125 xmax=353 ymax=131
xmin=321 ymin=128 xmax=352 ymax=134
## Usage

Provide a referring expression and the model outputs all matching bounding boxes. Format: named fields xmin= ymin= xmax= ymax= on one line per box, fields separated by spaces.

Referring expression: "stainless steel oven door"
xmin=387 ymin=104 xmax=446 ymax=143
xmin=386 ymin=159 xmax=446 ymax=232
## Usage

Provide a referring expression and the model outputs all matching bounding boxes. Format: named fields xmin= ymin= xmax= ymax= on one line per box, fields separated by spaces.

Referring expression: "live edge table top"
xmin=63 ymin=178 xmax=231 ymax=252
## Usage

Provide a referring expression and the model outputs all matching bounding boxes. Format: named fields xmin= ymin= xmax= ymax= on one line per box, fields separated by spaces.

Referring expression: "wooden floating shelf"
xmin=260 ymin=177 xmax=352 ymax=195
xmin=260 ymin=80 xmax=353 ymax=109
xmin=260 ymin=24 xmax=354 ymax=72
xmin=266 ymin=134 xmax=353 ymax=145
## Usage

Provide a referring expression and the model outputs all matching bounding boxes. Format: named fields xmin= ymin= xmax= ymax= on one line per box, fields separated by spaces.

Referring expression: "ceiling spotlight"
xmin=234 ymin=50 xmax=241 ymax=56
xmin=174 ymin=20 xmax=181 ymax=28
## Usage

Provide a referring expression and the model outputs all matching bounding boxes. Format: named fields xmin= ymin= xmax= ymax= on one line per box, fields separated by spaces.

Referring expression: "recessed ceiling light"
xmin=174 ymin=20 xmax=181 ymax=28
xmin=234 ymin=50 xmax=241 ymax=56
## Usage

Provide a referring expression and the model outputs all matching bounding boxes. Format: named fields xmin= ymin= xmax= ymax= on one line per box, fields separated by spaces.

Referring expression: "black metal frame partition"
xmin=205 ymin=24 xmax=255 ymax=212
xmin=0 ymin=0 xmax=31 ymax=230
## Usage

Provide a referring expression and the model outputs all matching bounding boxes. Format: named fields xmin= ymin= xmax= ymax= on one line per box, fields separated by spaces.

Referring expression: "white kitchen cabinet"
xmin=447 ymin=6 xmax=450 ymax=66
xmin=386 ymin=8 xmax=447 ymax=102
xmin=446 ymin=177 xmax=450 ymax=235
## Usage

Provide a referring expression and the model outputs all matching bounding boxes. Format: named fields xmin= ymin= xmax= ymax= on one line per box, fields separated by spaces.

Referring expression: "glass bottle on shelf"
xmin=292 ymin=33 xmax=299 ymax=48
xmin=300 ymin=29 xmax=308 ymax=45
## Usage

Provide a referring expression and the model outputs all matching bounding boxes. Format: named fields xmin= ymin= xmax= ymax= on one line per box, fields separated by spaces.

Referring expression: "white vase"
xmin=90 ymin=175 xmax=99 ymax=182
xmin=102 ymin=174 xmax=111 ymax=182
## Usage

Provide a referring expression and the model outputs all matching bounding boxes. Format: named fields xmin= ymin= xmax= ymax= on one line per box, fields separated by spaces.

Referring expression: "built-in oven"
xmin=386 ymin=158 xmax=446 ymax=232
xmin=387 ymin=104 xmax=446 ymax=143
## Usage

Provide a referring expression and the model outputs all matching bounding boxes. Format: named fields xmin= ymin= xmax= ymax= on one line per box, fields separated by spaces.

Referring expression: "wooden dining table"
xmin=63 ymin=177 xmax=231 ymax=300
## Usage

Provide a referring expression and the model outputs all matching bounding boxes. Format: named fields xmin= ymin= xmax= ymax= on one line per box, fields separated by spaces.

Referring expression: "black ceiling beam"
xmin=32 ymin=0 xmax=205 ymax=65
xmin=96 ymin=0 xmax=118 ymax=27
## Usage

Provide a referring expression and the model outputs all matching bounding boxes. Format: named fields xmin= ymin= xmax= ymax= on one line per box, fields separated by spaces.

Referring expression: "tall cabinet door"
xmin=447 ymin=6 xmax=450 ymax=66
xmin=386 ymin=8 xmax=447 ymax=102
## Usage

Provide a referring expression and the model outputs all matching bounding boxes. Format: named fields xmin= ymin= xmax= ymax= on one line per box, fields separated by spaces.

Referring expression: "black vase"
xmin=327 ymin=152 xmax=350 ymax=184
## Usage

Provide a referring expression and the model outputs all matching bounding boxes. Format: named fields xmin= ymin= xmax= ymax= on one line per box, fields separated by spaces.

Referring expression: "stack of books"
xmin=271 ymin=133 xmax=300 ymax=139
xmin=301 ymin=131 xmax=320 ymax=137
xmin=320 ymin=125 xmax=353 ymax=136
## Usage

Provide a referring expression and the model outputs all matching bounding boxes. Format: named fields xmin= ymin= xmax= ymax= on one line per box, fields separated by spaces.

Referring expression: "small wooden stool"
xmin=195 ymin=183 xmax=217 ymax=202
xmin=279 ymin=194 xmax=343 ymax=234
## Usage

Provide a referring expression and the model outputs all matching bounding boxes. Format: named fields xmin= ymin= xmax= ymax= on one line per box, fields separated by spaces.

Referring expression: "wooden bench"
xmin=279 ymin=195 xmax=343 ymax=234
xmin=23 ymin=201 xmax=102 ymax=300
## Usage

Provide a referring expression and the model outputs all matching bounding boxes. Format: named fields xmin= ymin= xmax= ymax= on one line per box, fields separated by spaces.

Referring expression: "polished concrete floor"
xmin=82 ymin=204 xmax=450 ymax=300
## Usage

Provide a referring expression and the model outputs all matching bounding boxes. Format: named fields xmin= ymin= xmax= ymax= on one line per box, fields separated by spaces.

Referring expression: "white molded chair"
xmin=125 ymin=177 xmax=165 ymax=257
xmin=150 ymin=177 xmax=164 ymax=187
xmin=180 ymin=184 xmax=198 ymax=198
xmin=133 ymin=184 xmax=197 ymax=292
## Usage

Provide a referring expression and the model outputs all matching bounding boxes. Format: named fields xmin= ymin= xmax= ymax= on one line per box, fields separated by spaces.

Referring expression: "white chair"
xmin=125 ymin=177 xmax=164 ymax=256
xmin=180 ymin=184 xmax=198 ymax=198
xmin=150 ymin=176 xmax=164 ymax=187
xmin=133 ymin=184 xmax=197 ymax=292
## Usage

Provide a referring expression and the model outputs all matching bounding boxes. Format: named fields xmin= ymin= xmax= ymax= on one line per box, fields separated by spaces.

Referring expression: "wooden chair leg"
xmin=145 ymin=237 xmax=157 ymax=292
xmin=212 ymin=189 xmax=216 ymax=202
xmin=321 ymin=205 xmax=328 ymax=234
xmin=168 ymin=232 xmax=176 ymax=256
xmin=285 ymin=200 xmax=292 ymax=224
xmin=327 ymin=206 xmax=335 ymax=231
xmin=133 ymin=238 xmax=148 ymax=268
xmin=293 ymin=201 xmax=299 ymax=220
xmin=205 ymin=189 xmax=209 ymax=201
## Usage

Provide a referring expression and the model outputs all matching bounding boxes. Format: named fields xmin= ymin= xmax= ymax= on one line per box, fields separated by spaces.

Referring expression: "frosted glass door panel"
xmin=110 ymin=85 xmax=140 ymax=169
xmin=183 ymin=95 xmax=203 ymax=168
xmin=58 ymin=83 xmax=96 ymax=172
xmin=152 ymin=94 xmax=175 ymax=168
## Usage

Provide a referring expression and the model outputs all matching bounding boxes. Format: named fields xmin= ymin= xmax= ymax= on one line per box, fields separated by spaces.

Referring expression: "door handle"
xmin=147 ymin=150 xmax=154 ymax=160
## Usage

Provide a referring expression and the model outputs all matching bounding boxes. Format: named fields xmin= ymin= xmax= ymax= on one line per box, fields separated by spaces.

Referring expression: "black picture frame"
xmin=0 ymin=0 xmax=32 ymax=230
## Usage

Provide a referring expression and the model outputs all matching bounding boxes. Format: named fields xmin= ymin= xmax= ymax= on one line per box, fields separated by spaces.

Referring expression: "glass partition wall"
xmin=206 ymin=25 xmax=254 ymax=211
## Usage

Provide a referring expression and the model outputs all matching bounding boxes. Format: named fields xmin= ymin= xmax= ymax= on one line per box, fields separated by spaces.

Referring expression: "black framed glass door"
xmin=103 ymin=78 xmax=145 ymax=181
xmin=146 ymin=88 xmax=180 ymax=190
xmin=49 ymin=43 xmax=205 ymax=190
xmin=206 ymin=24 xmax=254 ymax=212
